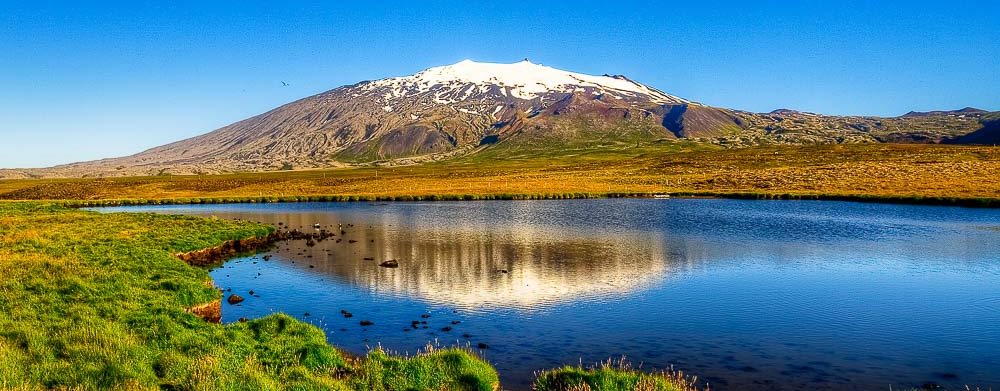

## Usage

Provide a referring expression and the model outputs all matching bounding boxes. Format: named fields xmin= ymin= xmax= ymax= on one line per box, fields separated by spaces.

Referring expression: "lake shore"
xmin=49 ymin=190 xmax=1000 ymax=209
xmin=0 ymin=202 xmax=500 ymax=390
xmin=0 ymin=201 xmax=701 ymax=391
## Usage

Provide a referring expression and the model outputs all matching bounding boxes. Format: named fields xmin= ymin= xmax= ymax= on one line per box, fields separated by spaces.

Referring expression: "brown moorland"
xmin=1 ymin=143 xmax=997 ymax=206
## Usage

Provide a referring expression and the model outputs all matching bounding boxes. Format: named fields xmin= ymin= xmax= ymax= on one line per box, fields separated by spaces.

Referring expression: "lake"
xmin=97 ymin=199 xmax=1000 ymax=390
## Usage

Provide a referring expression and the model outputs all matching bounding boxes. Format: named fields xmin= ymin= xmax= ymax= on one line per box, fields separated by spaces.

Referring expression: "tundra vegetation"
xmin=1 ymin=144 xmax=998 ymax=207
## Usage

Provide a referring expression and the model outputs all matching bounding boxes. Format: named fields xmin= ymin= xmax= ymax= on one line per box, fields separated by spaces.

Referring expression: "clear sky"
xmin=1 ymin=1 xmax=998 ymax=168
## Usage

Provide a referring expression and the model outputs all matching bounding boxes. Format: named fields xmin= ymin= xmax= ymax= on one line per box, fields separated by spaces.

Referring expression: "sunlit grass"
xmin=1 ymin=144 xmax=997 ymax=206
xmin=0 ymin=202 xmax=498 ymax=390
xmin=534 ymin=358 xmax=703 ymax=391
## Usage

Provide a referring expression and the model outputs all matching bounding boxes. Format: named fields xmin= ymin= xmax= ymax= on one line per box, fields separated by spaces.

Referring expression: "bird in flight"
xmin=281 ymin=81 xmax=290 ymax=87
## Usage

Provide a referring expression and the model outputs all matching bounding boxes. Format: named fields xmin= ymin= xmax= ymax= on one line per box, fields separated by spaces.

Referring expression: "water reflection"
xmin=219 ymin=209 xmax=678 ymax=310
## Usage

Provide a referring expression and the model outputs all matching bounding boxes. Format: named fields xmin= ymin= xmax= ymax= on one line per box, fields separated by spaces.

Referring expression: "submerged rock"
xmin=379 ymin=260 xmax=399 ymax=268
xmin=227 ymin=294 xmax=244 ymax=304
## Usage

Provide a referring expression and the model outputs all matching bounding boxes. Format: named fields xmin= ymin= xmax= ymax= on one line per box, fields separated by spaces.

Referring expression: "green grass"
xmin=0 ymin=202 xmax=498 ymax=390
xmin=349 ymin=348 xmax=498 ymax=391
xmin=534 ymin=359 xmax=700 ymax=391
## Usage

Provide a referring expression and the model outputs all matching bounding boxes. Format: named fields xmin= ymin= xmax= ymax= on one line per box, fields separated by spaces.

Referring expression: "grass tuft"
xmin=534 ymin=357 xmax=704 ymax=391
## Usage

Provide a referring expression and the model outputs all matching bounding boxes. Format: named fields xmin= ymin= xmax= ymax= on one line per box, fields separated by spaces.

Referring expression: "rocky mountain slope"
xmin=1 ymin=60 xmax=995 ymax=178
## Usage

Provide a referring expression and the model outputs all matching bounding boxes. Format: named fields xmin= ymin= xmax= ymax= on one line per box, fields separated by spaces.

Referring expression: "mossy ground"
xmin=0 ymin=202 xmax=498 ymax=390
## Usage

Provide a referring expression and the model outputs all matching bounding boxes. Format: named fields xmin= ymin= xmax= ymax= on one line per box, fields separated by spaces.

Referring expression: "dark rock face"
xmin=660 ymin=104 xmax=743 ymax=138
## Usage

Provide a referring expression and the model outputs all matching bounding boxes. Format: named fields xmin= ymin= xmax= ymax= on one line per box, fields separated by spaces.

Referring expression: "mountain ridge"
xmin=1 ymin=60 xmax=995 ymax=178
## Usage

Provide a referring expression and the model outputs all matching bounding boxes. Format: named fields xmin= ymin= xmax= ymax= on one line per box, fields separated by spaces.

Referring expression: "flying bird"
xmin=281 ymin=81 xmax=289 ymax=87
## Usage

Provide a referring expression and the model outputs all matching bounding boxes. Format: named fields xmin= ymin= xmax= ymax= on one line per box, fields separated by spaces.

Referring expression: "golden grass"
xmin=1 ymin=144 xmax=997 ymax=205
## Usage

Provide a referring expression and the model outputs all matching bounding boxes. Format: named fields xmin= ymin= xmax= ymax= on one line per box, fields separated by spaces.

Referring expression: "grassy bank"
xmin=1 ymin=144 xmax=998 ymax=207
xmin=0 ymin=202 xmax=499 ymax=390
xmin=534 ymin=359 xmax=701 ymax=391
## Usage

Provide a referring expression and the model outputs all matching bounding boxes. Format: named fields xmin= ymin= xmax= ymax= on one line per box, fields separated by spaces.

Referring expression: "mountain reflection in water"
xmin=206 ymin=206 xmax=685 ymax=310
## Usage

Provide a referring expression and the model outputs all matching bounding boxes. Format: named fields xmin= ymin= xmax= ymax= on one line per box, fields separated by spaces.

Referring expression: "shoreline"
xmin=56 ymin=191 xmax=1000 ymax=209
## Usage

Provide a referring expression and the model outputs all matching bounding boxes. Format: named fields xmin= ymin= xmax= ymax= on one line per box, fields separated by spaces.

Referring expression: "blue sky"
xmin=1 ymin=1 xmax=998 ymax=168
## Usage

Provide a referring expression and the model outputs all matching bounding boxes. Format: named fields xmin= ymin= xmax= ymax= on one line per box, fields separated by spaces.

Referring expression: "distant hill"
xmin=1 ymin=60 xmax=995 ymax=178
xmin=901 ymin=107 xmax=988 ymax=118
xmin=946 ymin=114 xmax=1000 ymax=145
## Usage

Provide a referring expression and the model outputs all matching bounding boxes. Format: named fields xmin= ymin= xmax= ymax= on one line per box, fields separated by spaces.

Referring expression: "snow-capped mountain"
xmin=6 ymin=59 xmax=992 ymax=177
xmin=363 ymin=59 xmax=687 ymax=106
xmin=45 ymin=60 xmax=706 ymax=175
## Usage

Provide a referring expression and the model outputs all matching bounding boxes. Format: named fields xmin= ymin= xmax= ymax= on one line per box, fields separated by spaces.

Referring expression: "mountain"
xmin=1 ymin=60 xmax=995 ymax=178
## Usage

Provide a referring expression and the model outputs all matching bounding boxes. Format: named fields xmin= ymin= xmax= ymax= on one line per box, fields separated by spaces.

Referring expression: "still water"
xmin=100 ymin=199 xmax=1000 ymax=390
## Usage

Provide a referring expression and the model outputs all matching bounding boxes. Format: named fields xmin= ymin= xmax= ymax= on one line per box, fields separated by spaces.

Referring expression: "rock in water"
xmin=379 ymin=260 xmax=399 ymax=268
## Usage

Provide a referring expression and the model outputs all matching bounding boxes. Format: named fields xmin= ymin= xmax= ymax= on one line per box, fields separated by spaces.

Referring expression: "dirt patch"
xmin=175 ymin=234 xmax=279 ymax=266
xmin=187 ymin=300 xmax=222 ymax=323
